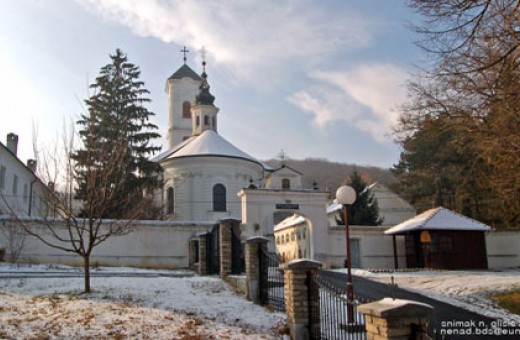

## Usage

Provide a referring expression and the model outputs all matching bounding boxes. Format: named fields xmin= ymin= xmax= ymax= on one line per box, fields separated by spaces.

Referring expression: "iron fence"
xmin=258 ymin=248 xmax=285 ymax=312
xmin=308 ymin=271 xmax=370 ymax=340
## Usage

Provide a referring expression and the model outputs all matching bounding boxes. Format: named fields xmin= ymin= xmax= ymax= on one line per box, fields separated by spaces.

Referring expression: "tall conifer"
xmin=73 ymin=49 xmax=161 ymax=219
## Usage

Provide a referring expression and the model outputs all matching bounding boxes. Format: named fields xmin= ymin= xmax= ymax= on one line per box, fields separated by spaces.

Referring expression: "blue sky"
xmin=0 ymin=0 xmax=424 ymax=169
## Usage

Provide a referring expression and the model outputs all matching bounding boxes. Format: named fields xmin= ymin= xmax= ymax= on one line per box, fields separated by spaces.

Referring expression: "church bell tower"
xmin=165 ymin=46 xmax=201 ymax=149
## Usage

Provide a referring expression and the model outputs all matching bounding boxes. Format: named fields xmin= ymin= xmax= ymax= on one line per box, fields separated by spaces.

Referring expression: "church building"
xmin=152 ymin=52 xmax=297 ymax=223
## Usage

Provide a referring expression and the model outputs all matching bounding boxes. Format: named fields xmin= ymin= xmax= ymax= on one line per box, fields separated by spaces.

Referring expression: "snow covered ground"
xmin=2 ymin=263 xmax=519 ymax=338
xmin=347 ymin=268 xmax=520 ymax=324
xmin=0 ymin=264 xmax=286 ymax=339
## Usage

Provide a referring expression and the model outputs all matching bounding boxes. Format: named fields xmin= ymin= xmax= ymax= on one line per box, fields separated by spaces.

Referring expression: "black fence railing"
xmin=231 ymin=226 xmax=245 ymax=274
xmin=258 ymin=248 xmax=285 ymax=312
xmin=206 ymin=224 xmax=220 ymax=275
xmin=308 ymin=271 xmax=370 ymax=340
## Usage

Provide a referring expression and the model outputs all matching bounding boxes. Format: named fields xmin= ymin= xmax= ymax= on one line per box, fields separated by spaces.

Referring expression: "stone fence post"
xmin=198 ymin=233 xmax=207 ymax=276
xmin=244 ymin=236 xmax=269 ymax=302
xmin=358 ymin=298 xmax=433 ymax=339
xmin=219 ymin=221 xmax=232 ymax=279
xmin=284 ymin=259 xmax=322 ymax=340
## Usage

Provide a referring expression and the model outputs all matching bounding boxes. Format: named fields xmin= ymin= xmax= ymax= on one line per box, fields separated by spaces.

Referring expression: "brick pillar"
xmin=284 ymin=259 xmax=322 ymax=340
xmin=357 ymin=298 xmax=433 ymax=339
xmin=198 ymin=233 xmax=207 ymax=276
xmin=220 ymin=220 xmax=232 ymax=279
xmin=245 ymin=236 xmax=269 ymax=302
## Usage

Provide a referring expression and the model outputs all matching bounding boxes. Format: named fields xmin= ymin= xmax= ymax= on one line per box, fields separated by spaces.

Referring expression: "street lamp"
xmin=336 ymin=185 xmax=356 ymax=323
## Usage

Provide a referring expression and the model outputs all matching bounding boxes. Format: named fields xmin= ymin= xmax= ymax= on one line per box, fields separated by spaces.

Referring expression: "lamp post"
xmin=336 ymin=185 xmax=356 ymax=323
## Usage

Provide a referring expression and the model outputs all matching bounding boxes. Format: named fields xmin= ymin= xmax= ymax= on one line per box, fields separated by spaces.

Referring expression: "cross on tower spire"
xmin=180 ymin=46 xmax=189 ymax=63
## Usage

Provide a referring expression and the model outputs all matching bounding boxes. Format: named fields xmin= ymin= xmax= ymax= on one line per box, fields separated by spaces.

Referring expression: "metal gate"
xmin=258 ymin=248 xmax=285 ymax=311
xmin=206 ymin=224 xmax=220 ymax=275
xmin=231 ymin=225 xmax=245 ymax=274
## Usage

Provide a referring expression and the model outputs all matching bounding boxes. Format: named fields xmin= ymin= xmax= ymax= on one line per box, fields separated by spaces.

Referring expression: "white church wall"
xmin=486 ymin=231 xmax=520 ymax=269
xmin=7 ymin=219 xmax=213 ymax=269
xmin=163 ymin=157 xmax=263 ymax=222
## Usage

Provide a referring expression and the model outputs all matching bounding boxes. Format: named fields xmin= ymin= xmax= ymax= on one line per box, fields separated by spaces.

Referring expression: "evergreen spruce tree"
xmin=336 ymin=171 xmax=383 ymax=226
xmin=73 ymin=49 xmax=161 ymax=219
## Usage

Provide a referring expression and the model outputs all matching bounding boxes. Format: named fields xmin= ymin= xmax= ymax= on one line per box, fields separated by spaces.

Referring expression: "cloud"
xmin=288 ymin=63 xmax=409 ymax=143
xmin=76 ymin=0 xmax=375 ymax=82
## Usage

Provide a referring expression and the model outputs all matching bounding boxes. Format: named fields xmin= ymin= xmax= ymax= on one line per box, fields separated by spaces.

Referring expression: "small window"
xmin=282 ymin=178 xmax=290 ymax=190
xmin=297 ymin=232 xmax=301 ymax=240
xmin=182 ymin=101 xmax=191 ymax=118
xmin=213 ymin=184 xmax=226 ymax=211
xmin=212 ymin=117 xmax=216 ymax=129
xmin=13 ymin=175 xmax=18 ymax=195
xmin=167 ymin=187 xmax=174 ymax=214
xmin=196 ymin=116 xmax=200 ymax=126
xmin=0 ymin=166 xmax=5 ymax=190
xmin=291 ymin=232 xmax=295 ymax=241
xmin=23 ymin=183 xmax=29 ymax=202
xmin=204 ymin=115 xmax=209 ymax=126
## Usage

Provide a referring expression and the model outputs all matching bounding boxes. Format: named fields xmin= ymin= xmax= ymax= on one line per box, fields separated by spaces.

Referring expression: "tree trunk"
xmin=83 ymin=255 xmax=91 ymax=293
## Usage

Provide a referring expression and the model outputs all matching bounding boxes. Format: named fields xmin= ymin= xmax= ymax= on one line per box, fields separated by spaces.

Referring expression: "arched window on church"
xmin=167 ymin=187 xmax=174 ymax=214
xmin=213 ymin=184 xmax=226 ymax=211
xmin=182 ymin=101 xmax=191 ymax=118
xmin=196 ymin=116 xmax=200 ymax=126
xmin=204 ymin=115 xmax=209 ymax=126
xmin=282 ymin=178 xmax=291 ymax=190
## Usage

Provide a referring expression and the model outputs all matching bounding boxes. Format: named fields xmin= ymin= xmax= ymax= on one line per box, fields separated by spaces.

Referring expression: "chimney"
xmin=27 ymin=159 xmax=37 ymax=173
xmin=6 ymin=133 xmax=19 ymax=156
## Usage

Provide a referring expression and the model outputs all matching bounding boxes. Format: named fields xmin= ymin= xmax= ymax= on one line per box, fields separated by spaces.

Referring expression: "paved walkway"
xmin=321 ymin=270 xmax=519 ymax=339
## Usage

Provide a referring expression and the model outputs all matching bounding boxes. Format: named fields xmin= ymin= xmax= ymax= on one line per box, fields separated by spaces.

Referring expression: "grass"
xmin=493 ymin=290 xmax=520 ymax=316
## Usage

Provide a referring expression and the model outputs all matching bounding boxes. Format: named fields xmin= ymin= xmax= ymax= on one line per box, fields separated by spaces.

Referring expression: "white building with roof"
xmin=153 ymin=58 xmax=313 ymax=224
xmin=0 ymin=133 xmax=50 ymax=218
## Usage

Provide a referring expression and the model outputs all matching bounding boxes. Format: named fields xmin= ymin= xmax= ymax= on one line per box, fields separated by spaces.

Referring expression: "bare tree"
xmin=395 ymin=0 xmax=520 ymax=228
xmin=0 ymin=219 xmax=27 ymax=263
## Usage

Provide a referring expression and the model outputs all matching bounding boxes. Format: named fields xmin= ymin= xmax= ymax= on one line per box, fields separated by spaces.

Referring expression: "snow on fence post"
xmin=357 ymin=298 xmax=433 ymax=339
xmin=284 ymin=259 xmax=322 ymax=340
xmin=245 ymin=236 xmax=269 ymax=302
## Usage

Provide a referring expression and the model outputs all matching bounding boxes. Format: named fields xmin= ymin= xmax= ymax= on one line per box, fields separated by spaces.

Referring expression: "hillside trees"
xmin=394 ymin=0 xmax=520 ymax=228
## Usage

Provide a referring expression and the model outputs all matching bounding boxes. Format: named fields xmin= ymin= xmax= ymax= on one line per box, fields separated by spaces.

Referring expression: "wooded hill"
xmin=263 ymin=158 xmax=397 ymax=196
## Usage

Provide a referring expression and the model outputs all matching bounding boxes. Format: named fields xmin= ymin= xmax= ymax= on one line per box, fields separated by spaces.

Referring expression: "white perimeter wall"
xmin=326 ymin=226 xmax=406 ymax=269
xmin=486 ymin=231 xmax=520 ymax=269
xmin=2 ymin=219 xmax=213 ymax=269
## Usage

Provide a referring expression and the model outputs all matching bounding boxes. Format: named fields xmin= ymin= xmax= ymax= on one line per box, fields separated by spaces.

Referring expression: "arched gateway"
xmin=238 ymin=188 xmax=330 ymax=263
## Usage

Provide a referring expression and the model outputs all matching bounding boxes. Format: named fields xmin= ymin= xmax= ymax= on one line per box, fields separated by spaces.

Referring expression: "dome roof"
xmin=168 ymin=64 xmax=202 ymax=81
xmin=152 ymin=130 xmax=268 ymax=168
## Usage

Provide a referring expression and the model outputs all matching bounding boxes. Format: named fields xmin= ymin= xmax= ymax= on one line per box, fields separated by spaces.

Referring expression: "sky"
xmin=0 ymin=0 xmax=424 ymax=169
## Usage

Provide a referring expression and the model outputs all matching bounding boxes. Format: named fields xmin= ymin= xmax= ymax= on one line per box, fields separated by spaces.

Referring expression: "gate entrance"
xmin=206 ymin=224 xmax=220 ymax=275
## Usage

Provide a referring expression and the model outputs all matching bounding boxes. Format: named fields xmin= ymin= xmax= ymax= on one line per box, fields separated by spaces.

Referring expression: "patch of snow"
xmin=335 ymin=268 xmax=520 ymax=324
xmin=0 ymin=264 xmax=286 ymax=338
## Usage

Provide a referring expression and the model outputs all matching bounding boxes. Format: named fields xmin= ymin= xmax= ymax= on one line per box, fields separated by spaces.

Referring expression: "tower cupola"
xmin=191 ymin=48 xmax=219 ymax=136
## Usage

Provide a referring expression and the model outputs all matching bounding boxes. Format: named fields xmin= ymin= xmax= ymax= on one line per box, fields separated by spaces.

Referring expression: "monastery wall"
xmin=4 ymin=219 xmax=213 ymax=269
xmin=486 ymin=231 xmax=520 ymax=269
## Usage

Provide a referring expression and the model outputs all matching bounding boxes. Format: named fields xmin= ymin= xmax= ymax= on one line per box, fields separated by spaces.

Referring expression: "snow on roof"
xmin=274 ymin=214 xmax=306 ymax=231
xmin=385 ymin=207 xmax=492 ymax=235
xmin=152 ymin=130 xmax=268 ymax=168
